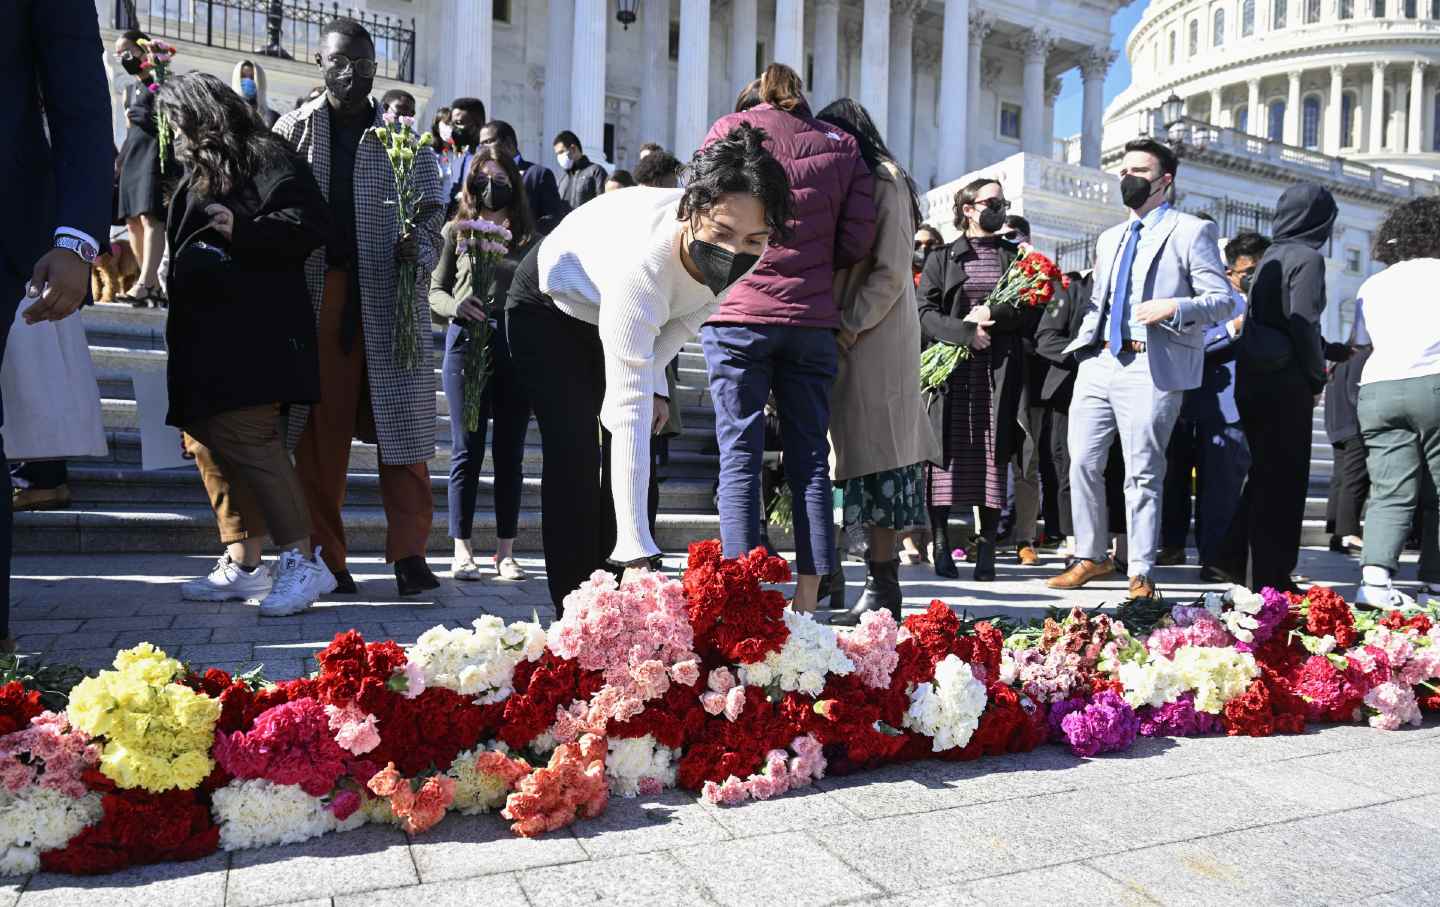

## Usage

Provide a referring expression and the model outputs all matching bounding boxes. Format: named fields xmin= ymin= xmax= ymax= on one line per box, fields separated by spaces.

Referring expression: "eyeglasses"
xmin=318 ymin=53 xmax=378 ymax=78
xmin=973 ymin=198 xmax=1011 ymax=212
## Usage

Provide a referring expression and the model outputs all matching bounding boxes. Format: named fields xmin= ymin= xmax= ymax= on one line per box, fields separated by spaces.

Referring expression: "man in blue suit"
xmin=1047 ymin=138 xmax=1237 ymax=599
xmin=1 ymin=2 xmax=114 ymax=649
xmin=1158 ymin=232 xmax=1264 ymax=580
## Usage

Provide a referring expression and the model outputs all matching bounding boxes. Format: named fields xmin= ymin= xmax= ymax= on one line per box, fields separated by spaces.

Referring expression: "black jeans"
xmin=1330 ymin=437 xmax=1370 ymax=539
xmin=442 ymin=319 xmax=529 ymax=541
xmin=10 ymin=460 xmax=67 ymax=490
xmin=1050 ymin=408 xmax=1126 ymax=538
xmin=1234 ymin=367 xmax=1314 ymax=590
xmin=507 ymin=302 xmax=614 ymax=611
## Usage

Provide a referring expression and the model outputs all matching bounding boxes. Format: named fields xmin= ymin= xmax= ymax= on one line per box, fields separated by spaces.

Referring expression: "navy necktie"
xmin=1108 ymin=220 xmax=1144 ymax=354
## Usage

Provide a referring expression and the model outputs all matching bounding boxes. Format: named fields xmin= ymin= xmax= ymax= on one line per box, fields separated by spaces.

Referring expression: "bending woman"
xmin=507 ymin=124 xmax=791 ymax=613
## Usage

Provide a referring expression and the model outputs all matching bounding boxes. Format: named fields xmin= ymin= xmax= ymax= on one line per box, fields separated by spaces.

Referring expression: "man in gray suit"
xmin=1047 ymin=138 xmax=1236 ymax=599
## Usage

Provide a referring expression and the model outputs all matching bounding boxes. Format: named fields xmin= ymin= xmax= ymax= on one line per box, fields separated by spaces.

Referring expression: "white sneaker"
xmin=258 ymin=548 xmax=338 ymax=617
xmin=494 ymin=556 xmax=529 ymax=581
xmin=182 ymin=556 xmax=272 ymax=602
xmin=1355 ymin=582 xmax=1416 ymax=612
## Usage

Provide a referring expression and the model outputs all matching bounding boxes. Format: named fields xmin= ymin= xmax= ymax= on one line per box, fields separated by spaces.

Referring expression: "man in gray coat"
xmin=1047 ymin=138 xmax=1236 ymax=599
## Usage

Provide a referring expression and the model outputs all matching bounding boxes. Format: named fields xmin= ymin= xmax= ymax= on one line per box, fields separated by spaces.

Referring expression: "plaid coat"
xmin=273 ymin=97 xmax=444 ymax=465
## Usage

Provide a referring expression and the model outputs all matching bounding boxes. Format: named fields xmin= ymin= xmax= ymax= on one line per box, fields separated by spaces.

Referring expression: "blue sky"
xmin=1052 ymin=4 xmax=1147 ymax=139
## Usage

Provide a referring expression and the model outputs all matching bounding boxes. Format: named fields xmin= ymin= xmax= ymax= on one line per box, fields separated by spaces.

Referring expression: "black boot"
xmin=816 ymin=545 xmax=848 ymax=610
xmin=973 ymin=538 xmax=996 ymax=582
xmin=832 ymin=559 xmax=902 ymax=626
xmin=930 ymin=508 xmax=959 ymax=578
xmin=395 ymin=555 xmax=441 ymax=597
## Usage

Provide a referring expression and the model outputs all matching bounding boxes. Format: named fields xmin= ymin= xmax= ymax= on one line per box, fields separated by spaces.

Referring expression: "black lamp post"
xmin=616 ymin=0 xmax=639 ymax=29
xmin=260 ymin=0 xmax=293 ymax=59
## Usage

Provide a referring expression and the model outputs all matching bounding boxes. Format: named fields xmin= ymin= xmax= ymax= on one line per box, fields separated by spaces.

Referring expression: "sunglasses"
xmin=317 ymin=53 xmax=378 ymax=78
xmin=972 ymin=198 xmax=1011 ymax=212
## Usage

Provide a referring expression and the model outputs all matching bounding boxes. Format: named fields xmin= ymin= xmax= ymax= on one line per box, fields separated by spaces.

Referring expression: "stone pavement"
xmin=5 ymin=543 xmax=1439 ymax=906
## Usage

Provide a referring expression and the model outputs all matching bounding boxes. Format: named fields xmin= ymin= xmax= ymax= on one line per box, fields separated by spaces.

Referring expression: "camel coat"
xmin=829 ymin=162 xmax=941 ymax=481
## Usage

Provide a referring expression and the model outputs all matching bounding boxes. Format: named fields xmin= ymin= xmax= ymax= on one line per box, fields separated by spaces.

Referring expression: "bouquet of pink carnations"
xmin=371 ymin=111 xmax=435 ymax=370
xmin=136 ymin=39 xmax=178 ymax=171
xmin=454 ymin=218 xmax=512 ymax=432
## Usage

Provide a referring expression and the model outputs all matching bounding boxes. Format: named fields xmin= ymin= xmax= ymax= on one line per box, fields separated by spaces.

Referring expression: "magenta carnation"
xmin=213 ymin=697 xmax=351 ymax=796
xmin=1137 ymin=693 xmax=1222 ymax=737
xmin=1058 ymin=691 xmax=1140 ymax=758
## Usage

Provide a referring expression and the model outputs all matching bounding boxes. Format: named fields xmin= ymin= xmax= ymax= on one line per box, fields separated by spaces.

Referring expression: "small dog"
xmin=92 ymin=239 xmax=139 ymax=302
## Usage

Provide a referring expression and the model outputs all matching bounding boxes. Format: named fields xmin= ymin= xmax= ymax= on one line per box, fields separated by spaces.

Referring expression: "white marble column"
xmin=1020 ymin=29 xmax=1054 ymax=155
xmin=544 ymin=0 xmax=575 ymax=152
xmin=674 ymin=0 xmax=711 ymax=159
xmin=1246 ymin=77 xmax=1261 ymax=134
xmin=571 ymin=0 xmax=609 ymax=160
xmin=861 ymin=0 xmax=891 ymax=128
xmin=1283 ymin=70 xmax=1301 ymax=145
xmin=965 ymin=10 xmax=993 ymax=172
xmin=774 ymin=0 xmax=805 ymax=73
xmin=912 ymin=40 xmax=940 ymax=188
xmin=1209 ymin=86 xmax=1223 ymax=124
xmin=936 ymin=0 xmax=972 ymax=181
xmin=1324 ymin=64 xmax=1344 ymax=153
xmin=439 ymin=0 xmax=493 ymax=113
xmin=1393 ymin=73 xmax=1409 ymax=152
xmin=812 ymin=0 xmax=840 ymax=106
xmin=638 ymin=0 xmax=670 ymax=149
xmin=888 ymin=0 xmax=919 ymax=163
xmin=1370 ymin=62 xmax=1386 ymax=151
xmin=1080 ymin=47 xmax=1113 ymax=167
xmin=1409 ymin=60 xmax=1427 ymax=153
xmin=730 ymin=0 xmax=758 ymax=87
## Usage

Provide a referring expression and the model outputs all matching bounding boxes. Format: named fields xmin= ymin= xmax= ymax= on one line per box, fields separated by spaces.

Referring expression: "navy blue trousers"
xmin=701 ymin=323 xmax=837 ymax=576
xmin=1161 ymin=414 xmax=1251 ymax=566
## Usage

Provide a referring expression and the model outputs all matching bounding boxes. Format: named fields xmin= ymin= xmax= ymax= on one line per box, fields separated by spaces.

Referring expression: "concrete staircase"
xmin=14 ymin=303 xmax=1336 ymax=554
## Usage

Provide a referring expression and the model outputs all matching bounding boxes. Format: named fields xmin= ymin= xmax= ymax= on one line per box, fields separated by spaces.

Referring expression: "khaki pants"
xmin=186 ymin=404 xmax=310 ymax=547
xmin=293 ymin=269 xmax=433 ymax=572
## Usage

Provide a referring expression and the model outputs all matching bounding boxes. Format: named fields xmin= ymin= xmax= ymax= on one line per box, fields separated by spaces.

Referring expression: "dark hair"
xmin=450 ymin=96 xmax=487 ymax=123
xmin=634 ymin=150 xmax=683 ymax=187
xmin=817 ymin=98 xmax=921 ymax=229
xmin=1194 ymin=212 xmax=1216 ymax=224
xmin=380 ymin=89 xmax=415 ymax=110
xmin=916 ymin=224 xmax=943 ymax=244
xmin=430 ymin=107 xmax=451 ymax=144
xmin=157 ymin=72 xmax=294 ymax=199
xmin=1123 ymin=137 xmax=1179 ymax=177
xmin=320 ymin=17 xmax=373 ymax=51
xmin=758 ymin=63 xmax=806 ymax=112
xmin=734 ymin=79 xmax=762 ymax=113
xmin=121 ymin=29 xmax=149 ymax=44
xmin=552 ymin=130 xmax=582 ymax=150
xmin=606 ymin=170 xmax=636 ymax=189
xmin=677 ymin=123 xmax=792 ymax=237
xmin=1224 ymin=231 xmax=1272 ymax=266
xmin=640 ymin=142 xmax=664 ymax=156
xmin=453 ymin=145 xmax=534 ymax=250
xmin=1004 ymin=214 xmax=1032 ymax=239
xmin=1374 ymin=196 xmax=1440 ymax=265
xmin=485 ymin=119 xmax=519 ymax=150
xmin=952 ymin=177 xmax=1001 ymax=231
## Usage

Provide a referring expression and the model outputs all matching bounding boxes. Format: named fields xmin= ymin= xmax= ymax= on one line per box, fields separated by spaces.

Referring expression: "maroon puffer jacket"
xmin=702 ymin=103 xmax=877 ymax=328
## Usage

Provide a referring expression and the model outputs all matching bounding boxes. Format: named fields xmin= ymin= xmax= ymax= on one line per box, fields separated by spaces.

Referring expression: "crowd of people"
xmin=3 ymin=6 xmax=1439 ymax=651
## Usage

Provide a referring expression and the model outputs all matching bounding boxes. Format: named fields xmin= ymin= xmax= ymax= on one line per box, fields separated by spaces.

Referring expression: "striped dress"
xmin=926 ymin=237 xmax=1006 ymax=510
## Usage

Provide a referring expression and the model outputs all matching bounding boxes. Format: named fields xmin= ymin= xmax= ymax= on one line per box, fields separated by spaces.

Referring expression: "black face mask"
xmin=1238 ymin=271 xmax=1254 ymax=294
xmin=974 ymin=206 xmax=1006 ymax=235
xmin=121 ymin=54 xmax=143 ymax=76
xmin=689 ymin=237 xmax=758 ymax=295
xmin=479 ymin=178 xmax=513 ymax=212
xmin=323 ymin=67 xmax=374 ymax=110
xmin=913 ymin=248 xmax=930 ymax=271
xmin=452 ymin=126 xmax=478 ymax=149
xmin=1120 ymin=174 xmax=1163 ymax=210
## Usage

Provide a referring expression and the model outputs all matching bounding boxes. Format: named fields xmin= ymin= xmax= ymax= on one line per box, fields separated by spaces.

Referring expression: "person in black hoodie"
xmin=1234 ymin=182 xmax=1337 ymax=593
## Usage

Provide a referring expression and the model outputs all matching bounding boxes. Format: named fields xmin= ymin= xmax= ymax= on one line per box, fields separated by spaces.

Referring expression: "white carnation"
xmin=605 ymin=735 xmax=677 ymax=798
xmin=0 ymin=788 xmax=103 ymax=875
xmin=903 ymin=655 xmax=988 ymax=752
xmin=406 ymin=616 xmax=547 ymax=703
xmin=1121 ymin=646 xmax=1259 ymax=713
xmin=738 ymin=611 xmax=854 ymax=695
xmin=211 ymin=779 xmax=362 ymax=852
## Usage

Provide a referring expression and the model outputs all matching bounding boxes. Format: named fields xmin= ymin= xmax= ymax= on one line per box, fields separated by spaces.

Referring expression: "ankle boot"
xmin=930 ymin=509 xmax=959 ymax=579
xmin=973 ymin=538 xmax=996 ymax=582
xmin=832 ymin=559 xmax=902 ymax=626
xmin=816 ymin=545 xmax=847 ymax=610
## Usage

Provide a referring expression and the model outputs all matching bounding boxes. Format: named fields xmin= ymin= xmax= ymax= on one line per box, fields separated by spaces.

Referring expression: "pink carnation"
xmin=0 ymin=711 xmax=98 ymax=799
xmin=214 ymin=697 xmax=350 ymax=796
xmin=1365 ymin=681 xmax=1423 ymax=730
xmin=325 ymin=703 xmax=381 ymax=756
xmin=834 ymin=610 xmax=900 ymax=689
xmin=723 ymin=686 xmax=747 ymax=723
xmin=707 ymin=667 xmax=737 ymax=694
xmin=329 ymin=789 xmax=361 ymax=821
xmin=670 ymin=659 xmax=701 ymax=687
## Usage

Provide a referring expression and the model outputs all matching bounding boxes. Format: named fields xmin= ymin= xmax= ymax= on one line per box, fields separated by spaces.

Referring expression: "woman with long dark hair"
xmin=506 ymin=124 xmax=791 ymax=613
xmin=157 ymin=72 xmax=335 ymax=616
xmin=816 ymin=99 xmax=938 ymax=625
xmin=112 ymin=30 xmax=172 ymax=307
xmin=917 ymin=178 xmax=1030 ymax=582
xmin=699 ymin=64 xmax=877 ymax=613
xmin=429 ymin=147 xmax=537 ymax=582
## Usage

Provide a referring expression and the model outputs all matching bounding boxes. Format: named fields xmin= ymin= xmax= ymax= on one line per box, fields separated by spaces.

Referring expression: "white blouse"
xmin=1354 ymin=258 xmax=1440 ymax=386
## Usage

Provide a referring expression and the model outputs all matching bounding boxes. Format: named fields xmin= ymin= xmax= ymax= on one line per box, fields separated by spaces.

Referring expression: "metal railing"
xmin=115 ymin=0 xmax=416 ymax=83
xmin=1052 ymin=234 xmax=1098 ymax=273
xmin=1185 ymin=198 xmax=1275 ymax=237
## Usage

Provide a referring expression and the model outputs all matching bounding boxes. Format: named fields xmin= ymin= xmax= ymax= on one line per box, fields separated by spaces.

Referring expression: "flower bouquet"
xmin=453 ymin=219 xmax=513 ymax=432
xmin=371 ymin=111 xmax=435 ymax=370
xmin=920 ymin=249 xmax=1069 ymax=392
xmin=137 ymin=39 xmax=178 ymax=171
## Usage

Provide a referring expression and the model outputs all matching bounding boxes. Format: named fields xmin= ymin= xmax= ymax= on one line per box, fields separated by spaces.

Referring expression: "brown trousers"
xmin=186 ymin=404 xmax=310 ymax=546
xmin=294 ymin=270 xmax=433 ymax=571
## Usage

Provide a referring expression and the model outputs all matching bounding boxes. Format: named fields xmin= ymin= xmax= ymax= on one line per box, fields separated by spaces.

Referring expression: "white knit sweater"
xmin=537 ymin=187 xmax=722 ymax=562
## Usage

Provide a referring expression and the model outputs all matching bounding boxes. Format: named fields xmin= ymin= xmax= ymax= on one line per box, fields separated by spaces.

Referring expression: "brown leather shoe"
xmin=1017 ymin=545 xmax=1039 ymax=566
xmin=1046 ymin=558 xmax=1115 ymax=589
xmin=12 ymin=485 xmax=71 ymax=512
xmin=1129 ymin=575 xmax=1157 ymax=599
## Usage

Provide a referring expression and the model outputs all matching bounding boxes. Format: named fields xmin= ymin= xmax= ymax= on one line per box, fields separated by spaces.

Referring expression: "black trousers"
xmin=1330 ymin=437 xmax=1370 ymax=539
xmin=10 ymin=460 xmax=67 ymax=490
xmin=1050 ymin=408 xmax=1126 ymax=538
xmin=507 ymin=302 xmax=615 ymax=612
xmin=1233 ymin=368 xmax=1314 ymax=590
xmin=0 ymin=270 xmax=20 ymax=639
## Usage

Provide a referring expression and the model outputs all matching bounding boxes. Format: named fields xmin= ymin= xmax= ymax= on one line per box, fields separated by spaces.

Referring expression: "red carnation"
xmin=0 ymin=681 xmax=43 ymax=736
xmin=41 ymin=788 xmax=218 ymax=875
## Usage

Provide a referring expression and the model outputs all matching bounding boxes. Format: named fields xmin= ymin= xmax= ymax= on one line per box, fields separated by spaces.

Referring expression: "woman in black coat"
xmin=159 ymin=72 xmax=336 ymax=616
xmin=112 ymin=30 xmax=173 ymax=306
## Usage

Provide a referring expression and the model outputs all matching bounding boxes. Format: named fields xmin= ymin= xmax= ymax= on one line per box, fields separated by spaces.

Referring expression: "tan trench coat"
xmin=829 ymin=162 xmax=941 ymax=482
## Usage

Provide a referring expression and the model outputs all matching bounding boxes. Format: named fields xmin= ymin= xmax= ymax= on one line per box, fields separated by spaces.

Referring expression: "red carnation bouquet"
xmin=920 ymin=249 xmax=1068 ymax=392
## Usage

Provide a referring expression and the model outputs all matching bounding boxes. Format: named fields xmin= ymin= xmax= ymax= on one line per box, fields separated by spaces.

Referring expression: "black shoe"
xmin=973 ymin=539 xmax=996 ymax=582
xmin=1199 ymin=564 xmax=1243 ymax=585
xmin=932 ymin=539 xmax=959 ymax=579
xmin=332 ymin=570 xmax=358 ymax=595
xmin=1155 ymin=547 xmax=1186 ymax=567
xmin=817 ymin=547 xmax=847 ymax=610
xmin=832 ymin=559 xmax=902 ymax=626
xmin=395 ymin=556 xmax=441 ymax=597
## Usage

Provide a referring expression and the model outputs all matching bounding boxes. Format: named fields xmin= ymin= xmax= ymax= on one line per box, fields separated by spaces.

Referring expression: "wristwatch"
xmin=54 ymin=235 xmax=98 ymax=265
